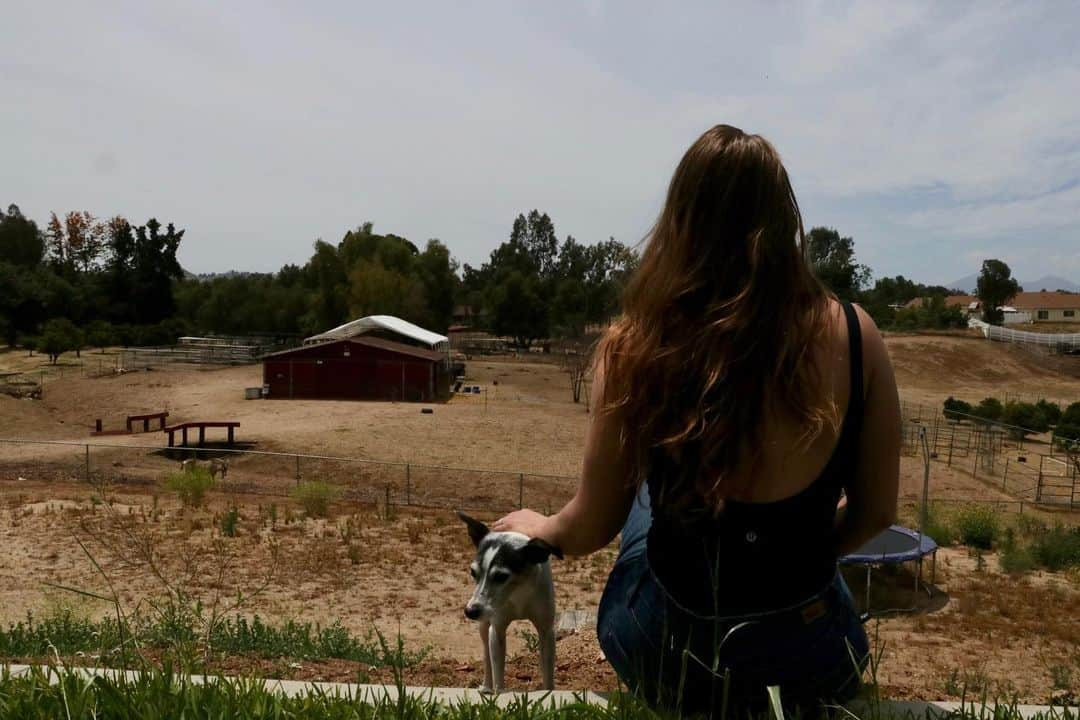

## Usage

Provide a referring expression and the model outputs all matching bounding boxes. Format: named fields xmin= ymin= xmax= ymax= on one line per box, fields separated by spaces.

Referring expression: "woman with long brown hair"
xmin=493 ymin=124 xmax=900 ymax=716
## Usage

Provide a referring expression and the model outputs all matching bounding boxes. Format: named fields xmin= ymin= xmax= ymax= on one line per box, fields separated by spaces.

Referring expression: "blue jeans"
xmin=597 ymin=485 xmax=869 ymax=718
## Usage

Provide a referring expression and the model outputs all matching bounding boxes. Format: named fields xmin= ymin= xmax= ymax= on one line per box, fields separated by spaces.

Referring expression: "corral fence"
xmin=0 ymin=438 xmax=578 ymax=516
xmin=899 ymin=404 xmax=1078 ymax=509
xmin=980 ymin=323 xmax=1080 ymax=354
xmin=0 ymin=355 xmax=123 ymax=398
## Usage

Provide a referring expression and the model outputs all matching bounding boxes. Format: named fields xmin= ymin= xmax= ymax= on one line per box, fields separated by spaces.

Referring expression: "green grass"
xmin=0 ymin=609 xmax=425 ymax=669
xmin=953 ymin=506 xmax=1000 ymax=550
xmin=164 ymin=468 xmax=215 ymax=508
xmin=290 ymin=481 xmax=340 ymax=518
xmin=1 ymin=664 xmax=1078 ymax=720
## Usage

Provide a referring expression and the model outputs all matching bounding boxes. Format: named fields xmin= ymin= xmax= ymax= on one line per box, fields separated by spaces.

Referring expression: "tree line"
xmin=1 ymin=200 xmax=1032 ymax=363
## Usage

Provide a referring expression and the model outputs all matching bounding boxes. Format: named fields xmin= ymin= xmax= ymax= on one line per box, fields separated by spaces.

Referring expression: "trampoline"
xmin=840 ymin=525 xmax=938 ymax=614
xmin=839 ymin=425 xmax=939 ymax=616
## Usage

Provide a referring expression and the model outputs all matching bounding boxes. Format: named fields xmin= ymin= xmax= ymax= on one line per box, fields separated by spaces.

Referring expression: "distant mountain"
xmin=944 ymin=274 xmax=1079 ymax=294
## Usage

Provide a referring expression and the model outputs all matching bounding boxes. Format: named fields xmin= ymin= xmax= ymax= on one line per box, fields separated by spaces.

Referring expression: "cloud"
xmin=0 ymin=0 xmax=1077 ymax=283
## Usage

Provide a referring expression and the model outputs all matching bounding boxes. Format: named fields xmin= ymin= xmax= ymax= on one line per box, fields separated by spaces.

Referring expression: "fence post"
xmin=385 ymin=484 xmax=392 ymax=516
xmin=85 ymin=444 xmax=90 ymax=483
xmin=1002 ymin=458 xmax=1009 ymax=492
xmin=406 ymin=464 xmax=411 ymax=506
xmin=1036 ymin=459 xmax=1044 ymax=503
xmin=295 ymin=454 xmax=301 ymax=485
xmin=518 ymin=473 xmax=524 ymax=509
xmin=947 ymin=426 xmax=954 ymax=467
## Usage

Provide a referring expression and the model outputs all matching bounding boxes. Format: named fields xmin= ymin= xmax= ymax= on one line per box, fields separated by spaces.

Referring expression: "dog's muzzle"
xmin=464 ymin=604 xmax=483 ymax=621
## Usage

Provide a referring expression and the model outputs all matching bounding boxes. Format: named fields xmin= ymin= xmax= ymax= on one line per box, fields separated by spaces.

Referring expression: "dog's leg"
xmin=488 ymin=622 xmax=507 ymax=694
xmin=535 ymin=620 xmax=556 ymax=691
xmin=479 ymin=621 xmax=493 ymax=693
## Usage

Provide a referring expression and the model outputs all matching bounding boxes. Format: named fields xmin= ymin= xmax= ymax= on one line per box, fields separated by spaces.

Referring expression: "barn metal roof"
xmin=263 ymin=336 xmax=446 ymax=362
xmin=303 ymin=315 xmax=449 ymax=348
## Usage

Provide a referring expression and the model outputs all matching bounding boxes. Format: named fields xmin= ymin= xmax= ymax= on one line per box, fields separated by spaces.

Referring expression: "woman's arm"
xmin=492 ymin=363 xmax=637 ymax=556
xmin=833 ymin=305 xmax=901 ymax=556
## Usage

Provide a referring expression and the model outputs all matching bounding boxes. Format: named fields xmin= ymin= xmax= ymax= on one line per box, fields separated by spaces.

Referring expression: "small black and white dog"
xmin=457 ymin=511 xmax=562 ymax=693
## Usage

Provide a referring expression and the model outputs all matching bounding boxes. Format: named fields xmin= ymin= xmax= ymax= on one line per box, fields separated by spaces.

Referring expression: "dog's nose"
xmin=464 ymin=604 xmax=482 ymax=620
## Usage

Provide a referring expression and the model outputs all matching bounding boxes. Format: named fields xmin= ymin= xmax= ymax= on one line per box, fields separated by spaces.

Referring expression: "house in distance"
xmin=262 ymin=316 xmax=452 ymax=402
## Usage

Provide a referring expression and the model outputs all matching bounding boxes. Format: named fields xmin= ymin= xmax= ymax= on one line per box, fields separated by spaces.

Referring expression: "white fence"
xmin=970 ymin=319 xmax=1080 ymax=352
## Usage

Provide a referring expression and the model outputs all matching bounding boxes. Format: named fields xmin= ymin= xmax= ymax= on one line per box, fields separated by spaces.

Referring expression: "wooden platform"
xmin=163 ymin=421 xmax=239 ymax=447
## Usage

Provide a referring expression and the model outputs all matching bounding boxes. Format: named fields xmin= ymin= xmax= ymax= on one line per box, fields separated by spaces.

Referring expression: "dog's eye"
xmin=489 ymin=571 xmax=510 ymax=584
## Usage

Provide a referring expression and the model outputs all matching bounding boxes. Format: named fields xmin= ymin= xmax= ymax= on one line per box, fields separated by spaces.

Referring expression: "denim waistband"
xmin=644 ymin=560 xmax=838 ymax=624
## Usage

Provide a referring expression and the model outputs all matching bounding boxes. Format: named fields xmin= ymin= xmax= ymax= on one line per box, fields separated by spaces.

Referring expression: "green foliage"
xmin=976 ymin=259 xmax=1020 ymax=325
xmin=954 ymin=505 xmax=1000 ymax=550
xmin=889 ymin=296 xmax=967 ymax=331
xmin=943 ymin=397 xmax=973 ymax=420
xmin=0 ymin=204 xmax=44 ymax=268
xmin=1000 ymin=401 xmax=1051 ymax=436
xmin=290 ymin=481 xmax=340 ymax=518
xmin=36 ymin=317 xmax=82 ymax=364
xmin=806 ymin=227 xmax=872 ymax=302
xmin=1035 ymin=399 xmax=1062 ymax=426
xmin=1028 ymin=524 xmax=1080 ymax=572
xmin=220 ymin=506 xmax=240 ymax=537
xmin=166 ymin=468 xmax=215 ymax=508
xmin=998 ymin=528 xmax=1038 ymax=574
xmin=491 ymin=271 xmax=549 ymax=347
xmin=922 ymin=504 xmax=957 ymax=547
xmin=973 ymin=397 xmax=1004 ymax=422
xmin=1063 ymin=402 xmax=1080 ymax=427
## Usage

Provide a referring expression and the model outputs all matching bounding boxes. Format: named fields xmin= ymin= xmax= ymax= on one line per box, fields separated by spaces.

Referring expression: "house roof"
xmin=903 ymin=295 xmax=978 ymax=310
xmin=263 ymin=336 xmax=446 ymax=362
xmin=1007 ymin=291 xmax=1080 ymax=310
xmin=303 ymin=315 xmax=448 ymax=348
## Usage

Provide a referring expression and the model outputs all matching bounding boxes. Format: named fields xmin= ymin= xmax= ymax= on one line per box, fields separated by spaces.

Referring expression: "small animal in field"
xmin=179 ymin=458 xmax=229 ymax=480
xmin=457 ymin=511 xmax=561 ymax=693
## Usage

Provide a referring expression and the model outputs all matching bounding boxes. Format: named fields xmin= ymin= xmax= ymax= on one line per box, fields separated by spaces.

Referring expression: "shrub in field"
xmin=943 ymin=397 xmax=973 ymax=420
xmin=165 ymin=468 xmax=215 ymax=508
xmin=221 ymin=506 xmax=239 ymax=537
xmin=973 ymin=397 xmax=1004 ymax=422
xmin=954 ymin=505 xmax=999 ymax=550
xmin=922 ymin=504 xmax=957 ymax=547
xmin=290 ymin=481 xmax=340 ymax=518
xmin=1035 ymin=399 xmax=1062 ymax=426
xmin=998 ymin=528 xmax=1037 ymax=575
xmin=1001 ymin=401 xmax=1050 ymax=435
xmin=1029 ymin=524 xmax=1080 ymax=572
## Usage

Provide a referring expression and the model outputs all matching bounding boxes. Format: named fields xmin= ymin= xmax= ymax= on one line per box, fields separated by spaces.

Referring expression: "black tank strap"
xmin=841 ymin=302 xmax=864 ymax=433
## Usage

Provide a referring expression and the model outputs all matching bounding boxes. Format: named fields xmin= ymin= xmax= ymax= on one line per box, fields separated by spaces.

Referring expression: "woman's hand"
xmin=491 ymin=509 xmax=551 ymax=540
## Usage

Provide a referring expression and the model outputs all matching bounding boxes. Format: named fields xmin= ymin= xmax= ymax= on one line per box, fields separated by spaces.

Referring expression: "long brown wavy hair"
xmin=595 ymin=124 xmax=835 ymax=514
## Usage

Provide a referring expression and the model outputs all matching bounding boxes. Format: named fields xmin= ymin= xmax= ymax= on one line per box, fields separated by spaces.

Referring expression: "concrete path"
xmin=5 ymin=664 xmax=1077 ymax=717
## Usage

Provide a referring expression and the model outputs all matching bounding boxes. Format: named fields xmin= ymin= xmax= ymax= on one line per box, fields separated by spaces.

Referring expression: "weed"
xmin=955 ymin=505 xmax=999 ymax=550
xmin=998 ymin=528 xmax=1037 ymax=575
xmin=268 ymin=503 xmax=277 ymax=526
xmin=290 ymin=481 xmax=339 ymax=518
xmin=346 ymin=543 xmax=362 ymax=565
xmin=923 ymin=503 xmax=957 ymax=546
xmin=515 ymin=627 xmax=540 ymax=654
xmin=165 ymin=468 xmax=215 ymax=508
xmin=1029 ymin=524 xmax=1080 ymax=572
xmin=220 ymin=506 xmax=239 ymax=537
xmin=1049 ymin=664 xmax=1073 ymax=691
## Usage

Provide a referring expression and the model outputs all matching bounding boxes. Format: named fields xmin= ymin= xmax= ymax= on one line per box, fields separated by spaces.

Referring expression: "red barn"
xmin=262 ymin=336 xmax=448 ymax=402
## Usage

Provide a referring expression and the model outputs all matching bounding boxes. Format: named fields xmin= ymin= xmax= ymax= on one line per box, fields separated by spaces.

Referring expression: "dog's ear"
xmin=456 ymin=511 xmax=489 ymax=547
xmin=521 ymin=537 xmax=563 ymax=564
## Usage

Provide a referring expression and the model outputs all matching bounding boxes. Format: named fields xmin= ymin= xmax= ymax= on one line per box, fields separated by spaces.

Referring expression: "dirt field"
xmin=1 ymin=334 xmax=1079 ymax=702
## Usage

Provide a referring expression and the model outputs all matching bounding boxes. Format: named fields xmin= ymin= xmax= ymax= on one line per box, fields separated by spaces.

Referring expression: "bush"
xmin=922 ymin=504 xmax=957 ymax=547
xmin=1054 ymin=423 xmax=1080 ymax=450
xmin=220 ymin=506 xmax=239 ymax=537
xmin=973 ymin=397 xmax=1004 ymax=422
xmin=1000 ymin=401 xmax=1050 ymax=436
xmin=954 ymin=505 xmax=1000 ymax=550
xmin=1063 ymin=402 xmax=1080 ymax=426
xmin=943 ymin=397 xmax=973 ymax=420
xmin=290 ymin=481 xmax=340 ymax=518
xmin=1035 ymin=399 xmax=1062 ymax=426
xmin=166 ymin=468 xmax=215 ymax=508
xmin=1029 ymin=524 xmax=1080 ymax=572
xmin=998 ymin=528 xmax=1037 ymax=574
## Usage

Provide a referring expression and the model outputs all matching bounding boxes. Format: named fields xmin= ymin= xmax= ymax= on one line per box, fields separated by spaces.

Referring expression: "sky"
xmin=2 ymin=1 xmax=1078 ymax=286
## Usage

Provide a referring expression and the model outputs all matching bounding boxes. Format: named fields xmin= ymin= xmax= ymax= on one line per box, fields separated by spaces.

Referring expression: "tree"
xmin=806 ymin=227 xmax=871 ymax=302
xmin=0 ymin=204 xmax=44 ymax=267
xmin=1000 ymin=402 xmax=1051 ymax=438
xmin=347 ymin=258 xmax=428 ymax=323
xmin=973 ymin=397 xmax=1004 ymax=422
xmin=414 ymin=239 xmax=459 ymax=331
xmin=510 ymin=211 xmax=559 ymax=282
xmin=36 ymin=318 xmax=82 ymax=364
xmin=84 ymin=320 xmax=115 ymax=352
xmin=976 ymin=259 xmax=1020 ymax=325
xmin=490 ymin=271 xmax=548 ymax=348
